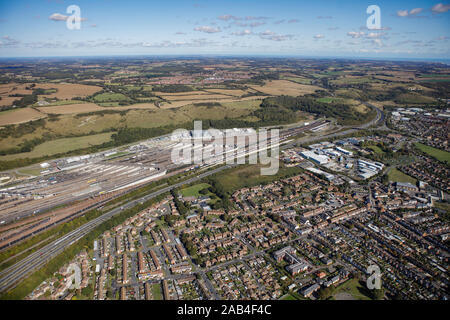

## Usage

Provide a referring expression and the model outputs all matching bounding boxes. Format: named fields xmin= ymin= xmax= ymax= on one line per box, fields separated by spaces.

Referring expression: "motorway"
xmin=0 ymin=106 xmax=386 ymax=294
xmin=0 ymin=165 xmax=232 ymax=294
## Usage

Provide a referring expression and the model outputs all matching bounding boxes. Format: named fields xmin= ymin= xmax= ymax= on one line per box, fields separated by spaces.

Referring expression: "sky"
xmin=0 ymin=0 xmax=449 ymax=59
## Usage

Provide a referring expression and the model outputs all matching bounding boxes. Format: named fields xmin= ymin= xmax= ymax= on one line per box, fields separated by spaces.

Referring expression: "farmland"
xmin=0 ymin=108 xmax=46 ymax=126
xmin=37 ymin=102 xmax=159 ymax=115
xmin=0 ymin=132 xmax=114 ymax=161
xmin=36 ymin=83 xmax=102 ymax=100
xmin=0 ymin=57 xmax=447 ymax=170
xmin=249 ymin=80 xmax=321 ymax=96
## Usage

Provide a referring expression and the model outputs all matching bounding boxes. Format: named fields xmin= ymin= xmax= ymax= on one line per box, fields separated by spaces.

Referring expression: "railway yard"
xmin=0 ymin=120 xmax=330 ymax=252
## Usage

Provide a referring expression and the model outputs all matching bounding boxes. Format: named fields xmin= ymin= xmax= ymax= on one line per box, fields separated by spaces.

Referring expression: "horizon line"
xmin=0 ymin=53 xmax=449 ymax=64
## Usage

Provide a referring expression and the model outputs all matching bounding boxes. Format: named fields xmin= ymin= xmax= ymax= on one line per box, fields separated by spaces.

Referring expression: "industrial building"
xmin=300 ymin=151 xmax=329 ymax=165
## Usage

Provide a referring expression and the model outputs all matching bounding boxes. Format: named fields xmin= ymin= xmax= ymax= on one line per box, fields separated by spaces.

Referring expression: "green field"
xmin=317 ymin=97 xmax=349 ymax=104
xmin=368 ymin=145 xmax=384 ymax=154
xmin=331 ymin=77 xmax=372 ymax=85
xmin=332 ymin=278 xmax=373 ymax=300
xmin=415 ymin=143 xmax=450 ymax=164
xmin=418 ymin=74 xmax=450 ymax=78
xmin=93 ymin=92 xmax=131 ymax=103
xmin=0 ymin=132 xmax=114 ymax=161
xmin=281 ymin=76 xmax=313 ymax=85
xmin=394 ymin=93 xmax=435 ymax=104
xmin=418 ymin=78 xmax=450 ymax=83
xmin=38 ymin=100 xmax=87 ymax=107
xmin=212 ymin=163 xmax=304 ymax=194
xmin=434 ymin=202 xmax=450 ymax=223
xmin=152 ymin=283 xmax=163 ymax=300
xmin=387 ymin=168 xmax=417 ymax=184
xmin=317 ymin=97 xmax=336 ymax=103
xmin=180 ymin=183 xmax=211 ymax=197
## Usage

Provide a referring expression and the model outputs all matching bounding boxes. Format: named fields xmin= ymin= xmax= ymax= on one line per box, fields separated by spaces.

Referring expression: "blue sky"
xmin=0 ymin=0 xmax=449 ymax=59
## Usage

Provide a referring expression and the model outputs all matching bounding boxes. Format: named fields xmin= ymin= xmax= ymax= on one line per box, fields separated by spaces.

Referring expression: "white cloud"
xmin=432 ymin=3 xmax=450 ymax=13
xmin=218 ymin=14 xmax=269 ymax=23
xmin=26 ymin=40 xmax=68 ymax=49
xmin=360 ymin=25 xmax=391 ymax=31
xmin=397 ymin=7 xmax=425 ymax=17
xmin=0 ymin=35 xmax=20 ymax=47
xmin=372 ymin=39 xmax=383 ymax=47
xmin=26 ymin=38 xmax=218 ymax=50
xmin=49 ymin=13 xmax=69 ymax=21
xmin=142 ymin=39 xmax=216 ymax=48
xmin=397 ymin=10 xmax=409 ymax=17
xmin=218 ymin=14 xmax=239 ymax=21
xmin=366 ymin=32 xmax=386 ymax=39
xmin=409 ymin=8 xmax=423 ymax=15
xmin=49 ymin=13 xmax=87 ymax=22
xmin=258 ymin=30 xmax=293 ymax=41
xmin=260 ymin=30 xmax=276 ymax=36
xmin=347 ymin=31 xmax=365 ymax=38
xmin=245 ymin=16 xmax=269 ymax=21
xmin=249 ymin=21 xmax=266 ymax=27
xmin=194 ymin=26 xmax=221 ymax=33
xmin=314 ymin=34 xmax=324 ymax=39
xmin=231 ymin=29 xmax=253 ymax=36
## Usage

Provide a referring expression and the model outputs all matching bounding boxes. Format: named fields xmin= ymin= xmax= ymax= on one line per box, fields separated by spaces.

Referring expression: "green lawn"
xmin=152 ymin=283 xmax=163 ymax=300
xmin=415 ymin=143 xmax=450 ymax=164
xmin=332 ymin=278 xmax=373 ymax=300
xmin=180 ymin=183 xmax=211 ymax=197
xmin=387 ymin=168 xmax=417 ymax=184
